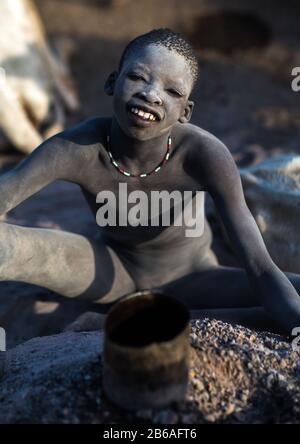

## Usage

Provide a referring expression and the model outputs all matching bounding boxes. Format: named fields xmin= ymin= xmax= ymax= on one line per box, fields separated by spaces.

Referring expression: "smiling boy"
xmin=0 ymin=28 xmax=300 ymax=333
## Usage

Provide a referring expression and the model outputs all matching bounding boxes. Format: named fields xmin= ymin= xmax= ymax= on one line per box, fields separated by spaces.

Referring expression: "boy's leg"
xmin=160 ymin=265 xmax=300 ymax=309
xmin=0 ymin=222 xmax=136 ymax=303
xmin=159 ymin=264 xmax=300 ymax=332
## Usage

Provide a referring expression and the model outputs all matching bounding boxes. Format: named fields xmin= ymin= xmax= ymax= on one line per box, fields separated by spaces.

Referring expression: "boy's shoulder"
xmin=56 ymin=116 xmax=108 ymax=147
xmin=181 ymin=123 xmax=236 ymax=186
xmin=41 ymin=116 xmax=109 ymax=165
xmin=182 ymin=122 xmax=223 ymax=146
xmin=181 ymin=122 xmax=229 ymax=161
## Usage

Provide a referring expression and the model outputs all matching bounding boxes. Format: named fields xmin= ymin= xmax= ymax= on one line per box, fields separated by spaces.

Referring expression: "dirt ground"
xmin=0 ymin=0 xmax=300 ymax=348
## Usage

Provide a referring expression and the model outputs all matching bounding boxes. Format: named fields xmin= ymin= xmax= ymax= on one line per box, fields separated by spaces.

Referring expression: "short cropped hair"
xmin=118 ymin=28 xmax=199 ymax=91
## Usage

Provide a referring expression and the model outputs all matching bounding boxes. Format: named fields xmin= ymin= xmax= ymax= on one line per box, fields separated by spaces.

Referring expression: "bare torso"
xmin=60 ymin=117 xmax=216 ymax=287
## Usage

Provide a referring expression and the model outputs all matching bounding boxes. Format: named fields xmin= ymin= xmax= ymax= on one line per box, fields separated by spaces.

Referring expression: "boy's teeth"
xmin=130 ymin=107 xmax=156 ymax=121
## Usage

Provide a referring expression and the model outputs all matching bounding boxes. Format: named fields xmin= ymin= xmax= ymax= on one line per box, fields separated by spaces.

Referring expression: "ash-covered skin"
xmin=0 ymin=37 xmax=300 ymax=333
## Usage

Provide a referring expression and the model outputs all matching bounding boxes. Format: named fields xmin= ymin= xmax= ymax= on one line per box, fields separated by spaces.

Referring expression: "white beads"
xmin=106 ymin=134 xmax=172 ymax=178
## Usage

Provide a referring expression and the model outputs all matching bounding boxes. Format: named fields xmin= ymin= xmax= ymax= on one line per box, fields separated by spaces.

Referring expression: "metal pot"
xmin=102 ymin=290 xmax=190 ymax=410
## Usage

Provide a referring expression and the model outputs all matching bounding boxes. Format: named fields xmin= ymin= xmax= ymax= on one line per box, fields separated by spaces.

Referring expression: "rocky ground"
xmin=0 ymin=319 xmax=299 ymax=424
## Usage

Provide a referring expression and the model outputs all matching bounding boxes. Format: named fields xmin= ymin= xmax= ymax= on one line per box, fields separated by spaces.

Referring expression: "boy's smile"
xmin=107 ymin=44 xmax=194 ymax=141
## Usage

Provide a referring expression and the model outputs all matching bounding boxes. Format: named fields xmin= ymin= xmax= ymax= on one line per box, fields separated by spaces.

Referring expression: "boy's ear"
xmin=104 ymin=71 xmax=118 ymax=96
xmin=178 ymin=100 xmax=194 ymax=124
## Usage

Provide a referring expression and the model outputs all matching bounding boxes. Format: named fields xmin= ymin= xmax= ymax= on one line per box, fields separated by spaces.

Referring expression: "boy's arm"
xmin=193 ymin=134 xmax=300 ymax=333
xmin=0 ymin=135 xmax=78 ymax=215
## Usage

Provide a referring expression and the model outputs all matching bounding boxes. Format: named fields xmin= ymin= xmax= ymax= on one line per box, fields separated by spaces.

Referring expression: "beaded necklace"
xmin=106 ymin=134 xmax=172 ymax=178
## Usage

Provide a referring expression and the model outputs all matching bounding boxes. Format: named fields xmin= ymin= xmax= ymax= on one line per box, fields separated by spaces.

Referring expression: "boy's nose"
xmin=138 ymin=90 xmax=162 ymax=105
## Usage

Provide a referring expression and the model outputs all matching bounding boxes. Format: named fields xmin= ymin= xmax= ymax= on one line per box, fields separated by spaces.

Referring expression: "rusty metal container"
xmin=102 ymin=290 xmax=190 ymax=410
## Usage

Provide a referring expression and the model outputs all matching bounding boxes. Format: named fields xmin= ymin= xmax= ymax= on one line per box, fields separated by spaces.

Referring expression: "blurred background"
xmin=37 ymin=0 xmax=300 ymax=156
xmin=0 ymin=0 xmax=300 ymax=347
xmin=1 ymin=0 xmax=300 ymax=159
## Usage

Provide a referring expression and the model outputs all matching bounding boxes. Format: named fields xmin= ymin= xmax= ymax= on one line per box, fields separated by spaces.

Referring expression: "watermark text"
xmin=291 ymin=67 xmax=300 ymax=92
xmin=96 ymin=183 xmax=204 ymax=237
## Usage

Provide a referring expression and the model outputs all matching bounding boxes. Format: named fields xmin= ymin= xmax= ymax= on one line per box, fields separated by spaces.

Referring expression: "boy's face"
xmin=106 ymin=44 xmax=195 ymax=141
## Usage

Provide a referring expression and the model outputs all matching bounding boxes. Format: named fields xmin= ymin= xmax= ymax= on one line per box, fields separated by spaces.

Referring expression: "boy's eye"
xmin=167 ymin=89 xmax=182 ymax=97
xmin=128 ymin=73 xmax=145 ymax=81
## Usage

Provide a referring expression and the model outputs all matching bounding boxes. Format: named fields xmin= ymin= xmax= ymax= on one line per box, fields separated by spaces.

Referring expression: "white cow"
xmin=239 ymin=155 xmax=300 ymax=273
xmin=0 ymin=0 xmax=79 ymax=154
